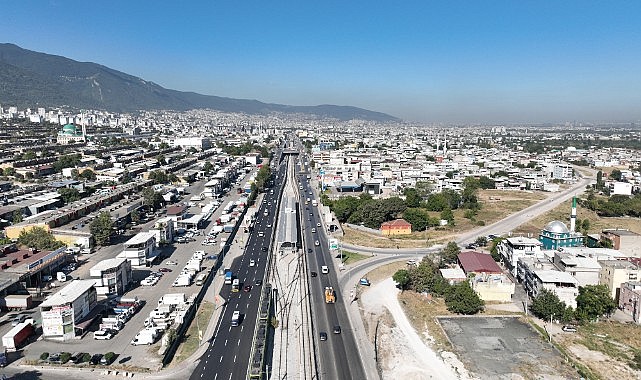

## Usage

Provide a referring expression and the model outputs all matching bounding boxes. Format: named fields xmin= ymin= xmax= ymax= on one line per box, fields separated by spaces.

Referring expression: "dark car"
xmin=48 ymin=352 xmax=62 ymax=364
xmin=261 ymin=246 xmax=268 ymax=252
xmin=89 ymin=353 xmax=103 ymax=365
xmin=243 ymin=285 xmax=252 ymax=292
xmin=159 ymin=267 xmax=172 ymax=273
xmin=307 ymin=248 xmax=313 ymax=253
xmin=333 ymin=325 xmax=341 ymax=334
xmin=310 ymin=271 xmax=317 ymax=277
xmin=255 ymin=279 xmax=263 ymax=286
xmin=319 ymin=332 xmax=327 ymax=341
xmin=72 ymin=352 xmax=88 ymax=364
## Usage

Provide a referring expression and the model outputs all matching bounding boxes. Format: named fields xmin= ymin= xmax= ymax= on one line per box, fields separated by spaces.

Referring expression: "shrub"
xmin=40 ymin=352 xmax=49 ymax=361
xmin=60 ymin=352 xmax=71 ymax=364
xmin=81 ymin=353 xmax=92 ymax=363
xmin=103 ymin=351 xmax=115 ymax=364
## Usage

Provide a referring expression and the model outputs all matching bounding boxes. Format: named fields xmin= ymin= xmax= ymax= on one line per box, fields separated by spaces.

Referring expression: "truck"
xmin=159 ymin=293 xmax=186 ymax=305
xmin=2 ymin=320 xmax=35 ymax=352
xmin=185 ymin=260 xmax=202 ymax=272
xmin=131 ymin=328 xmax=160 ymax=346
xmin=219 ymin=214 xmax=232 ymax=224
xmin=231 ymin=310 xmax=240 ymax=326
xmin=311 ymin=200 xmax=318 ymax=207
xmin=324 ymin=287 xmax=336 ymax=304
xmin=172 ymin=275 xmax=192 ymax=287
xmin=224 ymin=270 xmax=233 ymax=285
xmin=0 ymin=295 xmax=33 ymax=311
xmin=56 ymin=272 xmax=68 ymax=282
xmin=195 ymin=273 xmax=208 ymax=286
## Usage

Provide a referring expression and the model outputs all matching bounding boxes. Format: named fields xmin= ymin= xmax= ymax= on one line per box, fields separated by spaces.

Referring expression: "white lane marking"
xmin=237 ymin=339 xmax=241 ymax=346
xmin=224 ymin=339 xmax=228 ymax=346
xmin=233 ymin=355 xmax=237 ymax=363
xmin=219 ymin=356 xmax=223 ymax=362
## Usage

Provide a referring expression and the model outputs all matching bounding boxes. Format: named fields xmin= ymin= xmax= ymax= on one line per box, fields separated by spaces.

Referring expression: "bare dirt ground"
xmin=360 ymin=277 xmax=472 ymax=380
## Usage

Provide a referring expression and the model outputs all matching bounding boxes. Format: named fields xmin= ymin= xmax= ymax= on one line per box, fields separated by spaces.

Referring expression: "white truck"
xmin=131 ymin=328 xmax=160 ymax=345
xmin=184 ymin=260 xmax=202 ymax=272
xmin=172 ymin=275 xmax=192 ymax=287
xmin=158 ymin=293 xmax=186 ymax=305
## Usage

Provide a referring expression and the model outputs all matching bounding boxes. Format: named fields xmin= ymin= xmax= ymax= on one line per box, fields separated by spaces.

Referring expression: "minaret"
xmin=443 ymin=135 xmax=447 ymax=156
xmin=570 ymin=196 xmax=577 ymax=233
xmin=436 ymin=135 xmax=440 ymax=153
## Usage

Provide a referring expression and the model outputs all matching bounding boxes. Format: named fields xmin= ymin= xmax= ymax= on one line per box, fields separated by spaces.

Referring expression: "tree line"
xmin=323 ymin=177 xmax=484 ymax=231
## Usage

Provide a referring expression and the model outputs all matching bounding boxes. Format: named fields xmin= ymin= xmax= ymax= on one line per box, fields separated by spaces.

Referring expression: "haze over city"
xmin=2 ymin=1 xmax=641 ymax=123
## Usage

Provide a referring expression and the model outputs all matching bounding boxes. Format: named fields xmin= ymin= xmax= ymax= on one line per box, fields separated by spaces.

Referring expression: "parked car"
xmin=562 ymin=325 xmax=577 ymax=332
xmin=11 ymin=314 xmax=27 ymax=326
xmin=159 ymin=267 xmax=172 ymax=273
xmin=89 ymin=354 xmax=103 ymax=365
xmin=93 ymin=329 xmax=115 ymax=340
xmin=48 ymin=352 xmax=62 ymax=364
xmin=165 ymin=260 xmax=178 ymax=266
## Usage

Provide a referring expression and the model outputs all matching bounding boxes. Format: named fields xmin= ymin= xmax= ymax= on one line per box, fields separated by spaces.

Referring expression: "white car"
xmin=249 ymin=259 xmax=255 ymax=267
xmin=165 ymin=260 xmax=178 ymax=266
xmin=93 ymin=329 xmax=114 ymax=340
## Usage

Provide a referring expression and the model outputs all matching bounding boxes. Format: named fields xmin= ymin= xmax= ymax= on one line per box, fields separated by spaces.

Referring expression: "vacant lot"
xmin=173 ymin=301 xmax=215 ymax=364
xmin=342 ymin=190 xmax=548 ymax=248
xmin=439 ymin=316 xmax=577 ymax=379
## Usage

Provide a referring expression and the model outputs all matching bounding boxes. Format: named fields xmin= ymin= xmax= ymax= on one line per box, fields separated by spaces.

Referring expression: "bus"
xmin=232 ymin=278 xmax=240 ymax=292
xmin=195 ymin=273 xmax=208 ymax=286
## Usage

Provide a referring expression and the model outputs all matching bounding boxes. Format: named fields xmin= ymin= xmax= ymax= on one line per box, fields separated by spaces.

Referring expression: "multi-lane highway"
xmin=296 ymin=160 xmax=366 ymax=380
xmin=190 ymin=154 xmax=288 ymax=380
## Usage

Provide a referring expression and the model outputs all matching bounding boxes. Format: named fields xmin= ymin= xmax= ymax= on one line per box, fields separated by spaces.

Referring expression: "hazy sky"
xmin=2 ymin=1 xmax=641 ymax=123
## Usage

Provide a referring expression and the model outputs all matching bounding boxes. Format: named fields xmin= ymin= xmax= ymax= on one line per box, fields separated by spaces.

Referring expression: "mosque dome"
xmin=543 ymin=220 xmax=570 ymax=234
xmin=62 ymin=124 xmax=78 ymax=135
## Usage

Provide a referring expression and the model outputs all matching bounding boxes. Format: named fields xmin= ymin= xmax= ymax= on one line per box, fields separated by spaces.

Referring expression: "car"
xmin=72 ymin=352 xmax=88 ymax=364
xmin=42 ymin=275 xmax=53 ymax=282
xmin=310 ymin=271 xmax=317 ymax=277
xmin=333 ymin=325 xmax=342 ymax=334
xmin=465 ymin=243 xmax=478 ymax=249
xmin=165 ymin=260 xmax=178 ymax=266
xmin=89 ymin=353 xmax=103 ymax=365
xmin=321 ymin=265 xmax=329 ymax=274
xmin=266 ymin=224 xmax=272 ymax=228
xmin=311 ymin=228 xmax=316 ymax=233
xmin=93 ymin=329 xmax=114 ymax=340
xmin=307 ymin=248 xmax=313 ymax=253
xmin=243 ymin=285 xmax=252 ymax=292
xmin=100 ymin=353 xmax=116 ymax=365
xmin=562 ymin=325 xmax=577 ymax=332
xmin=309 ymin=212 xmax=313 ymax=216
xmin=314 ymin=240 xmax=320 ymax=246
xmin=11 ymin=315 xmax=27 ymax=326
xmin=261 ymin=247 xmax=268 ymax=252
xmin=316 ymin=222 xmax=321 ymax=227
xmin=255 ymin=279 xmax=263 ymax=286
xmin=249 ymin=259 xmax=256 ymax=267
xmin=319 ymin=332 xmax=327 ymax=341
xmin=159 ymin=267 xmax=172 ymax=272
xmin=48 ymin=352 xmax=62 ymax=364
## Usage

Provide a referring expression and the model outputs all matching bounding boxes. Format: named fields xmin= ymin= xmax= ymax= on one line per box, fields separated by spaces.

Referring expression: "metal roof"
xmin=40 ymin=279 xmax=96 ymax=307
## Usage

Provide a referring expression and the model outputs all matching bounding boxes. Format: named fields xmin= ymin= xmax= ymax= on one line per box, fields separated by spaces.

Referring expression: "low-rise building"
xmin=40 ymin=279 xmax=98 ymax=341
xmin=458 ymin=251 xmax=515 ymax=302
xmin=89 ymin=257 xmax=133 ymax=296
xmin=117 ymin=231 xmax=157 ymax=266
xmin=498 ymin=237 xmax=543 ymax=276
xmin=618 ymin=281 xmax=641 ymax=323
xmin=552 ymin=251 xmax=601 ymax=286
xmin=150 ymin=217 xmax=175 ymax=246
xmin=599 ymin=260 xmax=641 ymax=301
xmin=380 ymin=219 xmax=412 ymax=236
xmin=600 ymin=229 xmax=641 ymax=258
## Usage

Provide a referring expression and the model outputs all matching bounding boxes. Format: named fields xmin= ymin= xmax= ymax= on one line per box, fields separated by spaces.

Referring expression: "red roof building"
xmin=381 ymin=219 xmax=412 ymax=236
xmin=457 ymin=251 xmax=502 ymax=275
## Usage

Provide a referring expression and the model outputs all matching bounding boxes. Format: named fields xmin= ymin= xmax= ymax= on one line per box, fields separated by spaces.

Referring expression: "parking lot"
xmin=438 ymin=316 xmax=577 ymax=379
xmin=13 ymin=171 xmax=255 ymax=371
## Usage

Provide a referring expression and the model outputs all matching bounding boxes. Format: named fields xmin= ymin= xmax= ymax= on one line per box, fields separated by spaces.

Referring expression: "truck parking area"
xmin=2 ymin=170 xmax=256 ymax=371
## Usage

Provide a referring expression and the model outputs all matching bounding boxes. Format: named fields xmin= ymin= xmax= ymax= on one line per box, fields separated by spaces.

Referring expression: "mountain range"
xmin=0 ymin=43 xmax=399 ymax=122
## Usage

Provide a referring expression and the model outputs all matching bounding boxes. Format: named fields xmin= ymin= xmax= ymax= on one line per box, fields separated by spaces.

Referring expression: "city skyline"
xmin=2 ymin=1 xmax=641 ymax=123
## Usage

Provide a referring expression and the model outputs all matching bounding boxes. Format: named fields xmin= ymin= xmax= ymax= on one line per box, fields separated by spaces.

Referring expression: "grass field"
xmin=173 ymin=301 xmax=215 ymax=363
xmin=337 ymin=250 xmax=370 ymax=264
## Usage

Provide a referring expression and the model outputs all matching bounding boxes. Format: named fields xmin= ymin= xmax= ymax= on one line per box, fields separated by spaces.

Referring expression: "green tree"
xmin=609 ymin=169 xmax=622 ymax=181
xmin=203 ymin=161 xmax=214 ymax=174
xmin=475 ymin=236 xmax=488 ymax=247
xmin=148 ymin=170 xmax=169 ymax=184
xmin=581 ymin=219 xmax=591 ymax=235
xmin=130 ymin=209 xmax=141 ymax=224
xmin=12 ymin=210 xmax=23 ymax=224
xmin=142 ymin=187 xmax=163 ymax=209
xmin=440 ymin=208 xmax=454 ymax=226
xmin=392 ymin=269 xmax=411 ymax=290
xmin=90 ymin=211 xmax=114 ymax=246
xmin=3 ymin=167 xmax=16 ymax=177
xmin=596 ymin=170 xmax=604 ymax=189
xmin=79 ymin=169 xmax=96 ymax=181
xmin=58 ymin=188 xmax=81 ymax=204
xmin=403 ymin=187 xmax=422 ymax=208
xmin=529 ymin=288 xmax=568 ymax=321
xmin=402 ymin=208 xmax=430 ymax=231
xmin=17 ymin=226 xmax=65 ymax=250
xmin=478 ymin=176 xmax=495 ymax=189
xmin=440 ymin=241 xmax=461 ymax=265
xmin=444 ymin=281 xmax=484 ymax=315
xmin=575 ymin=284 xmax=616 ymax=322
